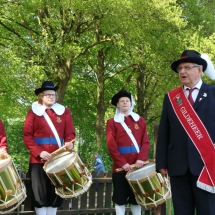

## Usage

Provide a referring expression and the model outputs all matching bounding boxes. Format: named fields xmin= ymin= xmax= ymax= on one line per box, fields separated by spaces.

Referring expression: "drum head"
xmin=127 ymin=162 xmax=155 ymax=180
xmin=0 ymin=158 xmax=10 ymax=168
xmin=0 ymin=157 xmax=11 ymax=172
xmin=45 ymin=151 xmax=76 ymax=173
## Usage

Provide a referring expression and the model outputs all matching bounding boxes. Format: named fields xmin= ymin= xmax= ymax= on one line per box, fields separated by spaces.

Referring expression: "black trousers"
xmin=29 ymin=163 xmax=63 ymax=208
xmin=112 ymin=172 xmax=138 ymax=205
xmin=170 ymin=169 xmax=215 ymax=215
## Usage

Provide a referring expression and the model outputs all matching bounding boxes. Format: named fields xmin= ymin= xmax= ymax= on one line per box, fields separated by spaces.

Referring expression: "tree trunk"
xmin=50 ymin=61 xmax=73 ymax=104
xmin=136 ymin=64 xmax=146 ymax=118
xmin=95 ymin=50 xmax=107 ymax=146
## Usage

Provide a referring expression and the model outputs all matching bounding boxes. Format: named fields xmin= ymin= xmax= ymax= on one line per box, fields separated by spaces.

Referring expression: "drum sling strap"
xmin=168 ymin=86 xmax=215 ymax=193
xmin=121 ymin=122 xmax=140 ymax=153
xmin=43 ymin=111 xmax=61 ymax=148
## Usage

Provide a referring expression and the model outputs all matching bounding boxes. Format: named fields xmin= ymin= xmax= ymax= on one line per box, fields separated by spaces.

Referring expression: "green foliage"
xmin=76 ymin=140 xmax=112 ymax=172
xmin=4 ymin=120 xmax=29 ymax=173
xmin=1 ymin=0 xmax=215 ymax=173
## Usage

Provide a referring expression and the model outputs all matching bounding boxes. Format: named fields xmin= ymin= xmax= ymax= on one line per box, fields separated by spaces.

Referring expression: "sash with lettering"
xmin=168 ymin=86 xmax=215 ymax=193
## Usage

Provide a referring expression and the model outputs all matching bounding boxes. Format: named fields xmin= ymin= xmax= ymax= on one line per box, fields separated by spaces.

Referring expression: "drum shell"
xmin=126 ymin=160 xmax=171 ymax=208
xmin=44 ymin=149 xmax=92 ymax=198
xmin=0 ymin=157 xmax=26 ymax=211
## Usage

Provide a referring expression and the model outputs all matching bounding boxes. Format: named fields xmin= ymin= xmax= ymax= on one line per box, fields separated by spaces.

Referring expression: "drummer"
xmin=0 ymin=119 xmax=9 ymax=158
xmin=106 ymin=90 xmax=150 ymax=215
xmin=23 ymin=81 xmax=76 ymax=215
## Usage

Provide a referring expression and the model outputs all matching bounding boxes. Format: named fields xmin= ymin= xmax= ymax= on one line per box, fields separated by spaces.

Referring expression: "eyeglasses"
xmin=43 ymin=94 xmax=56 ymax=98
xmin=176 ymin=65 xmax=201 ymax=72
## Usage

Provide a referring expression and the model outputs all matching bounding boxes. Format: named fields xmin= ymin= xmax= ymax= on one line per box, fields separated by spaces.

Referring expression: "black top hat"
xmin=111 ymin=90 xmax=131 ymax=106
xmin=34 ymin=81 xmax=58 ymax=95
xmin=171 ymin=50 xmax=207 ymax=73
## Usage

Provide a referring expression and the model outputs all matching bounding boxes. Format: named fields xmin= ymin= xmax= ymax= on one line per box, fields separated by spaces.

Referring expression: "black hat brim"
xmin=171 ymin=57 xmax=207 ymax=73
xmin=34 ymin=86 xmax=58 ymax=95
xmin=111 ymin=91 xmax=131 ymax=106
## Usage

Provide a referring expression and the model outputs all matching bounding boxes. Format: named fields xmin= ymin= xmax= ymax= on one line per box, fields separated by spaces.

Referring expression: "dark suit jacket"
xmin=156 ymin=82 xmax=215 ymax=176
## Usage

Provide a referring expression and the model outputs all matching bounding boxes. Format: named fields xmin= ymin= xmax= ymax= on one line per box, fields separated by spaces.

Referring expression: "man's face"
xmin=117 ymin=97 xmax=131 ymax=114
xmin=178 ymin=62 xmax=202 ymax=88
xmin=41 ymin=90 xmax=56 ymax=107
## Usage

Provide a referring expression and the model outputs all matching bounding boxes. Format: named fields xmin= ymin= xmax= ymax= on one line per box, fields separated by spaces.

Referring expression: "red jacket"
xmin=106 ymin=115 xmax=150 ymax=172
xmin=23 ymin=107 xmax=76 ymax=163
xmin=0 ymin=120 xmax=8 ymax=152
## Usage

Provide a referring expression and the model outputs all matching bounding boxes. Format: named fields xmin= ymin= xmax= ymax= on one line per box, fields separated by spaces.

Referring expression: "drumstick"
xmin=116 ymin=160 xmax=149 ymax=172
xmin=41 ymin=138 xmax=76 ymax=161
xmin=52 ymin=138 xmax=76 ymax=154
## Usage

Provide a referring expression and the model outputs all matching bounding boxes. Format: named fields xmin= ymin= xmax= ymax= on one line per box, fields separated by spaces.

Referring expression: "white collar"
xmin=32 ymin=102 xmax=65 ymax=116
xmin=113 ymin=94 xmax=140 ymax=122
xmin=114 ymin=108 xmax=140 ymax=123
xmin=184 ymin=79 xmax=202 ymax=90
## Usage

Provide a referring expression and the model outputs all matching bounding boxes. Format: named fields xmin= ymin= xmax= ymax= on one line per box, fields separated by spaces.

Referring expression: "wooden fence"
xmin=2 ymin=170 xmax=168 ymax=215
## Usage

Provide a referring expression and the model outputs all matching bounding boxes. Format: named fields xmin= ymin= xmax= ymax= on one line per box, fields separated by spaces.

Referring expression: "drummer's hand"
xmin=65 ymin=141 xmax=74 ymax=150
xmin=122 ymin=163 xmax=131 ymax=172
xmin=0 ymin=147 xmax=9 ymax=159
xmin=40 ymin=151 xmax=51 ymax=161
xmin=0 ymin=147 xmax=7 ymax=154
xmin=135 ymin=160 xmax=144 ymax=168
xmin=159 ymin=168 xmax=168 ymax=176
xmin=65 ymin=142 xmax=74 ymax=150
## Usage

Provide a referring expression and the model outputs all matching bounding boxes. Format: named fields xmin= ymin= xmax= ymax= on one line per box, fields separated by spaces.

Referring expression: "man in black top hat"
xmin=106 ymin=90 xmax=150 ymax=215
xmin=156 ymin=50 xmax=215 ymax=215
xmin=23 ymin=81 xmax=76 ymax=215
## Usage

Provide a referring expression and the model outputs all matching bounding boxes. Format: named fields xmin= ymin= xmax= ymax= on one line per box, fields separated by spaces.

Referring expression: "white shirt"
xmin=184 ymin=79 xmax=202 ymax=103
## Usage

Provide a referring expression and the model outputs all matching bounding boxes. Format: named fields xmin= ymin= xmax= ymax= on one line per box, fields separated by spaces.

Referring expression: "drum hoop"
xmin=0 ymin=188 xmax=26 ymax=207
xmin=44 ymin=151 xmax=78 ymax=175
xmin=44 ymin=148 xmax=63 ymax=171
xmin=0 ymin=184 xmax=27 ymax=210
xmin=136 ymin=191 xmax=171 ymax=208
xmin=126 ymin=159 xmax=156 ymax=182
xmin=0 ymin=157 xmax=12 ymax=173
xmin=126 ymin=169 xmax=157 ymax=183
xmin=55 ymin=176 xmax=92 ymax=198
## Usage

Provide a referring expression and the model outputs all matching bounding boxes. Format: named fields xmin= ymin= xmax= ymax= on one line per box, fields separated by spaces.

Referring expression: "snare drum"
xmin=43 ymin=148 xmax=92 ymax=199
xmin=126 ymin=160 xmax=171 ymax=208
xmin=0 ymin=157 xmax=26 ymax=213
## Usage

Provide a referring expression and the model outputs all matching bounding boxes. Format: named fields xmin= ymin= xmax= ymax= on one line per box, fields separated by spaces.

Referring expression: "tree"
xmin=1 ymin=0 xmax=215 ymax=169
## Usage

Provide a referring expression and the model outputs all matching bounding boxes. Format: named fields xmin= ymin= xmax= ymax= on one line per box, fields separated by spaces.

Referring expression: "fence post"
xmin=152 ymin=122 xmax=168 ymax=215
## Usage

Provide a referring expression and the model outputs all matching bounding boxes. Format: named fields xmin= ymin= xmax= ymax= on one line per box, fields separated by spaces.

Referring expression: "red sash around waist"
xmin=168 ymin=86 xmax=215 ymax=193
